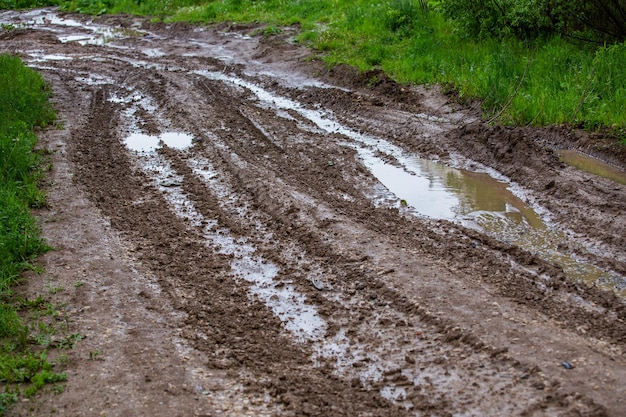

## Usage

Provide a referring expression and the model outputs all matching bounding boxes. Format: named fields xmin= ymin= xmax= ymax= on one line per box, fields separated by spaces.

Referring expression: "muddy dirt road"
xmin=2 ymin=8 xmax=626 ymax=416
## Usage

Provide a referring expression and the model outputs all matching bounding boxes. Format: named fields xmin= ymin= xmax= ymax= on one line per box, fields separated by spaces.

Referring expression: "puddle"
xmin=193 ymin=70 xmax=624 ymax=292
xmin=56 ymin=26 xmax=141 ymax=46
xmin=74 ymin=73 xmax=115 ymax=86
xmin=559 ymin=149 xmax=626 ymax=185
xmin=0 ymin=8 xmax=143 ymax=46
xmin=141 ymin=48 xmax=166 ymax=58
xmin=360 ymin=151 xmax=624 ymax=289
xmin=124 ymin=132 xmax=194 ymax=152
xmin=27 ymin=51 xmax=74 ymax=62
xmin=361 ymin=152 xmax=542 ymax=225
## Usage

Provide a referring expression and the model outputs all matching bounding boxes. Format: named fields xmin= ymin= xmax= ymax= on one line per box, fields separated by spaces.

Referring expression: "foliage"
xmin=60 ymin=0 xmax=207 ymax=16
xmin=438 ymin=0 xmax=626 ymax=43
xmin=0 ymin=0 xmax=60 ymax=10
xmin=437 ymin=0 xmax=555 ymax=40
xmin=382 ymin=0 xmax=428 ymax=34
xmin=0 ymin=54 xmax=54 ymax=291
xmin=0 ymin=351 xmax=67 ymax=398
xmin=577 ymin=0 xmax=626 ymax=43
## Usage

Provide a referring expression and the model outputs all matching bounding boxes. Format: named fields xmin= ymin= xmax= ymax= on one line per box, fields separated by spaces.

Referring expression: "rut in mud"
xmin=1 ymin=8 xmax=626 ymax=417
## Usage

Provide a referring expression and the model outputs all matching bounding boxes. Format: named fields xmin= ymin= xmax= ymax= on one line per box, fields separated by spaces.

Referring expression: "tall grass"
xmin=0 ymin=54 xmax=53 ymax=291
xmin=0 ymin=53 xmax=61 ymax=413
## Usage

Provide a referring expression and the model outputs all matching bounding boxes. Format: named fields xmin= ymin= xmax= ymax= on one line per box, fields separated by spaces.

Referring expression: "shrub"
xmin=438 ymin=0 xmax=626 ymax=43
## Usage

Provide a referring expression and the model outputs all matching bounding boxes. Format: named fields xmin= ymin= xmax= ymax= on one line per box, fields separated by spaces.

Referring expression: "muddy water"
xmin=365 ymin=151 xmax=624 ymax=291
xmin=124 ymin=131 xmax=193 ymax=152
xmin=559 ymin=149 xmax=626 ymax=185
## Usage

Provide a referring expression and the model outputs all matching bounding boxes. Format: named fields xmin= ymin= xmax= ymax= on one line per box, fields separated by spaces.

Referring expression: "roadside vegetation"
xmin=47 ymin=0 xmax=626 ymax=141
xmin=0 ymin=53 xmax=67 ymax=413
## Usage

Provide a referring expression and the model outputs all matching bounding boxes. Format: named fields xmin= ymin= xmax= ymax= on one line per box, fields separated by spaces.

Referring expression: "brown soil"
xmin=1 ymin=8 xmax=625 ymax=417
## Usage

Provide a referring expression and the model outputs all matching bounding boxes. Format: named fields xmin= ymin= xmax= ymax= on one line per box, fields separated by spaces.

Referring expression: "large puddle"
xmin=361 ymin=148 xmax=623 ymax=291
xmin=193 ymin=70 xmax=624 ymax=293
xmin=372 ymin=152 xmax=625 ymax=286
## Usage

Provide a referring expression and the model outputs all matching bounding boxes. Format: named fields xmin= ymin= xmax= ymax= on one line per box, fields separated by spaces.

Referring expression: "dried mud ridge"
xmin=2 ymin=9 xmax=626 ymax=416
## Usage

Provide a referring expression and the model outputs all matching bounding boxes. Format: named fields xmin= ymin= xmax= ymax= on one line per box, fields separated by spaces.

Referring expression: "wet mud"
xmin=2 ymin=8 xmax=626 ymax=416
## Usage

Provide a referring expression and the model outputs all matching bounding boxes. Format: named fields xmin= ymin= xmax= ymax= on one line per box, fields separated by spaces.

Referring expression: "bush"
xmin=438 ymin=0 xmax=626 ymax=43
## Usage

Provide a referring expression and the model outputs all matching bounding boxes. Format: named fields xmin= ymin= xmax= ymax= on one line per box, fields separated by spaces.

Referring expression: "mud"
xmin=2 ymin=8 xmax=626 ymax=416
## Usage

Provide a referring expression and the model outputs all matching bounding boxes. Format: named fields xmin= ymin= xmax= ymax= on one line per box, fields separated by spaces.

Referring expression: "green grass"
xmin=61 ymin=0 xmax=621 ymax=140
xmin=0 ymin=53 xmax=66 ymax=414
xmin=0 ymin=54 xmax=53 ymax=291
xmin=0 ymin=0 xmax=60 ymax=10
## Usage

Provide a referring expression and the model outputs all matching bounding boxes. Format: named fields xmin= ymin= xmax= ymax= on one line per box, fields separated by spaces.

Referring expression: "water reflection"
xmin=124 ymin=132 xmax=193 ymax=153
xmin=558 ymin=150 xmax=626 ymax=185
xmin=366 ymin=152 xmax=624 ymax=292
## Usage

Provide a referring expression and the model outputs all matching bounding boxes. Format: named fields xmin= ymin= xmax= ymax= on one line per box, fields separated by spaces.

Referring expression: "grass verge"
xmin=0 ymin=53 xmax=67 ymax=414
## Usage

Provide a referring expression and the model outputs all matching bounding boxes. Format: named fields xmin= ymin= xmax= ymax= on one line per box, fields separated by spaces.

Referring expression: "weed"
xmin=263 ymin=25 xmax=283 ymax=36
xmin=382 ymin=0 xmax=427 ymax=35
xmin=56 ymin=333 xmax=85 ymax=349
xmin=45 ymin=284 xmax=64 ymax=295
xmin=0 ymin=351 xmax=66 ymax=399
xmin=56 ymin=353 xmax=69 ymax=366
xmin=16 ymin=295 xmax=47 ymax=310
xmin=88 ymin=350 xmax=101 ymax=361
xmin=0 ymin=391 xmax=17 ymax=414
xmin=51 ymin=383 xmax=65 ymax=394
xmin=23 ymin=369 xmax=67 ymax=397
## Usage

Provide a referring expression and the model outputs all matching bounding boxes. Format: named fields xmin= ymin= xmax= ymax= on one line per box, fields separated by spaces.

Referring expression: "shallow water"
xmin=124 ymin=132 xmax=194 ymax=152
xmin=559 ymin=150 xmax=626 ymax=185
xmin=364 ymin=150 xmax=623 ymax=290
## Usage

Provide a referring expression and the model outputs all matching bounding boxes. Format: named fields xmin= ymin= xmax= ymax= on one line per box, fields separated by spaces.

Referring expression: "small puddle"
xmin=558 ymin=150 xmax=626 ymax=185
xmin=27 ymin=51 xmax=74 ymax=62
xmin=124 ymin=132 xmax=193 ymax=152
xmin=193 ymin=70 xmax=624 ymax=292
